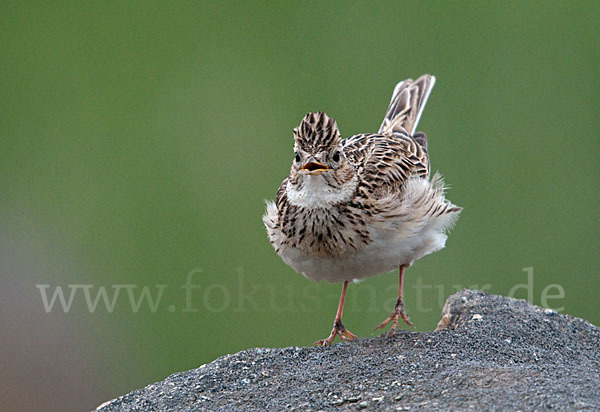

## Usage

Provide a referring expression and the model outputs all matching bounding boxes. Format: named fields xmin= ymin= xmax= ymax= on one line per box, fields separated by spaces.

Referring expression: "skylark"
xmin=263 ymin=74 xmax=462 ymax=346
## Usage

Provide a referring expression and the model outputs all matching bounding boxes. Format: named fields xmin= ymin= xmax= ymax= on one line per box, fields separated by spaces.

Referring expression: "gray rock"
xmin=95 ymin=290 xmax=600 ymax=412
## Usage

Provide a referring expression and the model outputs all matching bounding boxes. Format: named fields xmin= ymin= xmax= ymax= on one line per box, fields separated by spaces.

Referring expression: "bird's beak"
xmin=301 ymin=157 xmax=329 ymax=174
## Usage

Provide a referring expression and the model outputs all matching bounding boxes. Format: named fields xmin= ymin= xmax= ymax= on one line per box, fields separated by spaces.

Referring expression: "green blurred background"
xmin=1 ymin=1 xmax=598 ymax=411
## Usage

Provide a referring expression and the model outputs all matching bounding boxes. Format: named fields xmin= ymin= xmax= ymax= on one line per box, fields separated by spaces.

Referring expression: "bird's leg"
xmin=374 ymin=265 xmax=413 ymax=334
xmin=314 ymin=281 xmax=357 ymax=346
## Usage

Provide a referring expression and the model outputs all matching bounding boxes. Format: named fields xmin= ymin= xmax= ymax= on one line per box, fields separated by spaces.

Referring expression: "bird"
xmin=263 ymin=74 xmax=462 ymax=346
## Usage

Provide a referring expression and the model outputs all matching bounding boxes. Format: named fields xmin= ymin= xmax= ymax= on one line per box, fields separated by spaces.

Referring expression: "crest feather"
xmin=293 ymin=111 xmax=341 ymax=151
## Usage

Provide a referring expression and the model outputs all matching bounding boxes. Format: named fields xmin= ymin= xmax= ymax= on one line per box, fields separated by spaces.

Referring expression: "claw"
xmin=374 ymin=297 xmax=413 ymax=334
xmin=314 ymin=320 xmax=357 ymax=346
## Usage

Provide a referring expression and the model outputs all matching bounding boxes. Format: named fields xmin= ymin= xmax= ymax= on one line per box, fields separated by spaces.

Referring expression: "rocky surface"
xmin=95 ymin=290 xmax=600 ymax=411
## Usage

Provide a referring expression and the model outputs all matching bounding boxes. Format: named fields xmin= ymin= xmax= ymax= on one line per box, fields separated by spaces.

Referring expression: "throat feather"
xmin=286 ymin=175 xmax=357 ymax=209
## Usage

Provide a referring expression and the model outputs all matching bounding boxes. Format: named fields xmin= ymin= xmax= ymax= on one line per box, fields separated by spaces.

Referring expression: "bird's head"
xmin=287 ymin=112 xmax=356 ymax=203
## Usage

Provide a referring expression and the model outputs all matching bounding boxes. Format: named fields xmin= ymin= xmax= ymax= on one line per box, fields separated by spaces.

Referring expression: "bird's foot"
xmin=374 ymin=297 xmax=413 ymax=334
xmin=314 ymin=320 xmax=357 ymax=346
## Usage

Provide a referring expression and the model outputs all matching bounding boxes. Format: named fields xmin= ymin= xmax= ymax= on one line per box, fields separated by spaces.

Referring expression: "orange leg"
xmin=314 ymin=281 xmax=357 ymax=346
xmin=374 ymin=265 xmax=413 ymax=333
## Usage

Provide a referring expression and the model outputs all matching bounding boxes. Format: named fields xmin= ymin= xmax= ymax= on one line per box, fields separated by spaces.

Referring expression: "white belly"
xmin=264 ymin=175 xmax=461 ymax=283
xmin=277 ymin=212 xmax=455 ymax=283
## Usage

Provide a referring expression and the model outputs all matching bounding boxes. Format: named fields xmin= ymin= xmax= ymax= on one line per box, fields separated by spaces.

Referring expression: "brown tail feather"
xmin=379 ymin=74 xmax=436 ymax=136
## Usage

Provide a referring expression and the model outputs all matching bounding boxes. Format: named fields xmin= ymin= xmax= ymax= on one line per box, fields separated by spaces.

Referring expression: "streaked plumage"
xmin=263 ymin=74 xmax=462 ymax=345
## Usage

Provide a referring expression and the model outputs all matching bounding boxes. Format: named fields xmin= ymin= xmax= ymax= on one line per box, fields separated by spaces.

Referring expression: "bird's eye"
xmin=332 ymin=151 xmax=341 ymax=162
xmin=294 ymin=153 xmax=301 ymax=163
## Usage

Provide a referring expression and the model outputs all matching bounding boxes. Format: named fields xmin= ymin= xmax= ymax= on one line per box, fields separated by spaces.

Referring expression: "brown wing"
xmin=343 ymin=132 xmax=429 ymax=196
xmin=342 ymin=74 xmax=435 ymax=197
